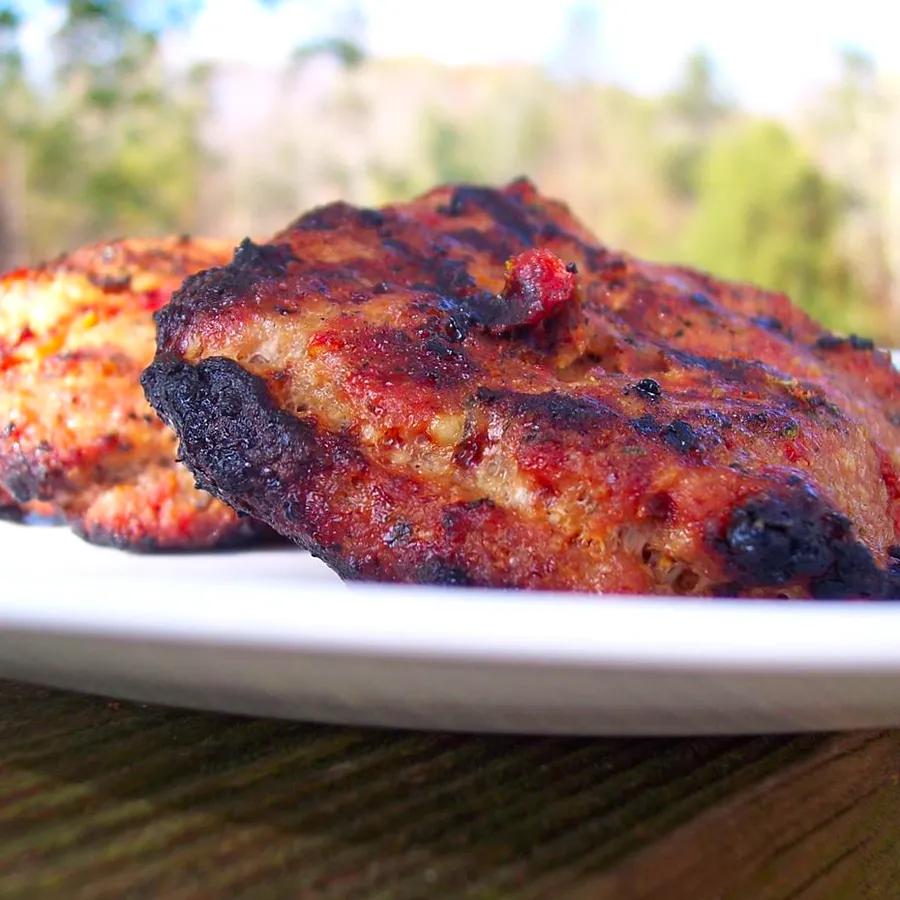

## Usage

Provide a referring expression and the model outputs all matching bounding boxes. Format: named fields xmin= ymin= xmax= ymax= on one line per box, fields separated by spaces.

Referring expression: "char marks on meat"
xmin=0 ymin=237 xmax=271 ymax=550
xmin=144 ymin=179 xmax=900 ymax=596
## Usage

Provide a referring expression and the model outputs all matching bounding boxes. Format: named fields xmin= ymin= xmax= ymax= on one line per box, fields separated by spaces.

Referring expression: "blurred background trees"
xmin=680 ymin=121 xmax=864 ymax=332
xmin=0 ymin=0 xmax=207 ymax=260
xmin=0 ymin=0 xmax=898 ymax=344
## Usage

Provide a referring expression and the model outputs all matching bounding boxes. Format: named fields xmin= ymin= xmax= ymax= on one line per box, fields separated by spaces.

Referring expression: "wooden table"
xmin=1 ymin=679 xmax=898 ymax=899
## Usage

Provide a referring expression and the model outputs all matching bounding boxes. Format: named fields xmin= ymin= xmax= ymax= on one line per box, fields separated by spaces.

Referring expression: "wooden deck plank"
xmin=0 ymin=680 xmax=893 ymax=898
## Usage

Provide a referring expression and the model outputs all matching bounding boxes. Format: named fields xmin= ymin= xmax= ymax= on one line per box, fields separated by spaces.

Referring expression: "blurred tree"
xmin=415 ymin=71 xmax=556 ymax=197
xmin=0 ymin=4 xmax=31 ymax=265
xmin=18 ymin=0 xmax=209 ymax=258
xmin=292 ymin=37 xmax=364 ymax=68
xmin=0 ymin=5 xmax=894 ymax=344
xmin=0 ymin=4 xmax=20 ymax=79
xmin=423 ymin=113 xmax=483 ymax=184
xmin=681 ymin=121 xmax=869 ymax=333
xmin=290 ymin=0 xmax=365 ymax=70
xmin=807 ymin=49 xmax=899 ymax=341
xmin=662 ymin=50 xmax=730 ymax=202
xmin=669 ymin=50 xmax=728 ymax=132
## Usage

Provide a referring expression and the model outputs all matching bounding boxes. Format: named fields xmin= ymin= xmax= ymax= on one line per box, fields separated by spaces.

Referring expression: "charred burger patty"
xmin=144 ymin=180 xmax=900 ymax=596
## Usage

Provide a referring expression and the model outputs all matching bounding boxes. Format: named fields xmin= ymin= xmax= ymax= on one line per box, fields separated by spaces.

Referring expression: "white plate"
xmin=3 ymin=350 xmax=898 ymax=735
xmin=2 ymin=521 xmax=900 ymax=736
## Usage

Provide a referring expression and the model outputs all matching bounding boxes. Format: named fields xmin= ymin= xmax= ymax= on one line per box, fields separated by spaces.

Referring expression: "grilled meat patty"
xmin=0 ymin=236 xmax=266 ymax=550
xmin=144 ymin=179 xmax=900 ymax=596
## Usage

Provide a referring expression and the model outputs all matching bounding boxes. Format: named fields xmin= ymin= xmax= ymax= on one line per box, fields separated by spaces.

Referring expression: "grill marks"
xmin=347 ymin=327 xmax=477 ymax=388
xmin=0 ymin=236 xmax=271 ymax=550
xmin=475 ymin=388 xmax=616 ymax=435
xmin=292 ymin=202 xmax=386 ymax=232
xmin=145 ymin=180 xmax=900 ymax=597
xmin=156 ymin=239 xmax=297 ymax=349
xmin=441 ymin=185 xmax=539 ymax=245
xmin=143 ymin=357 xmax=580 ymax=588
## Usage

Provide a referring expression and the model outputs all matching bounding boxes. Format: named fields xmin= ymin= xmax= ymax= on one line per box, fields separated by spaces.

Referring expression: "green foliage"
xmin=0 ymin=0 xmax=209 ymax=262
xmin=661 ymin=51 xmax=730 ymax=202
xmin=0 ymin=3 xmax=21 ymax=80
xmin=423 ymin=114 xmax=483 ymax=184
xmin=680 ymin=121 xmax=869 ymax=331
xmin=0 ymin=5 xmax=895 ymax=342
xmin=667 ymin=51 xmax=728 ymax=131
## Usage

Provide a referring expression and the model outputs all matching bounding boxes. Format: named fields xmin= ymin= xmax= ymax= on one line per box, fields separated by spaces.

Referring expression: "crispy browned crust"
xmin=144 ymin=179 xmax=900 ymax=595
xmin=0 ymin=236 xmax=268 ymax=551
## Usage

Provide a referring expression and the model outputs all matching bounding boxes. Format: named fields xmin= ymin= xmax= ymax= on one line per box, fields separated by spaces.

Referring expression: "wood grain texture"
xmin=0 ymin=680 xmax=895 ymax=899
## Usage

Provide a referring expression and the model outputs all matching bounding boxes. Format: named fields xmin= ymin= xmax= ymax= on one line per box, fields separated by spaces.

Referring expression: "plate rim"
xmin=5 ymin=567 xmax=900 ymax=674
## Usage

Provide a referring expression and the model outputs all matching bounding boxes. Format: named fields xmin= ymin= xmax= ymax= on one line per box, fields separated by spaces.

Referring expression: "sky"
xmin=15 ymin=0 xmax=898 ymax=114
